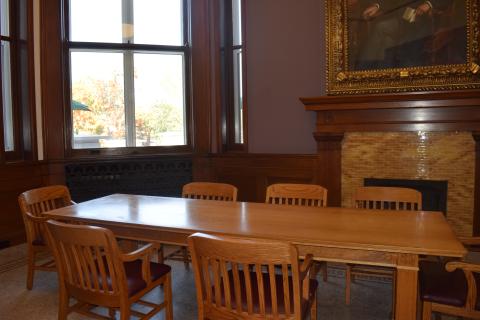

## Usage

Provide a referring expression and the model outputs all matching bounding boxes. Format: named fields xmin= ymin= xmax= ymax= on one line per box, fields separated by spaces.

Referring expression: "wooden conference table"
xmin=45 ymin=194 xmax=466 ymax=320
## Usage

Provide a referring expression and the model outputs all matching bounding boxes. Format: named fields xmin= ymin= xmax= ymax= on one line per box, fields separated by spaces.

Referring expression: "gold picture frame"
xmin=326 ymin=0 xmax=480 ymax=95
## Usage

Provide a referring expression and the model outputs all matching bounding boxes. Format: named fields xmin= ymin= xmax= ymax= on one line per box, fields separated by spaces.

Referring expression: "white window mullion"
xmin=122 ymin=0 xmax=135 ymax=147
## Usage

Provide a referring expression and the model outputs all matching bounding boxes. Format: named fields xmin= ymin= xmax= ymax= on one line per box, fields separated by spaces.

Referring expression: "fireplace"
xmin=341 ymin=132 xmax=473 ymax=236
xmin=364 ymin=178 xmax=448 ymax=214
xmin=301 ymin=90 xmax=480 ymax=236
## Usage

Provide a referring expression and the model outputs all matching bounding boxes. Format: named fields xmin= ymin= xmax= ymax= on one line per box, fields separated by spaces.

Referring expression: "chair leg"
xmin=391 ymin=271 xmax=397 ymax=320
xmin=108 ymin=308 xmax=116 ymax=319
xmin=345 ymin=264 xmax=351 ymax=305
xmin=182 ymin=246 xmax=189 ymax=269
xmin=310 ymin=290 xmax=317 ymax=320
xmin=322 ymin=262 xmax=328 ymax=282
xmin=422 ymin=301 xmax=432 ymax=320
xmin=157 ymin=244 xmax=164 ymax=264
xmin=26 ymin=247 xmax=35 ymax=290
xmin=164 ymin=273 xmax=173 ymax=320
xmin=58 ymin=286 xmax=69 ymax=320
xmin=120 ymin=305 xmax=130 ymax=320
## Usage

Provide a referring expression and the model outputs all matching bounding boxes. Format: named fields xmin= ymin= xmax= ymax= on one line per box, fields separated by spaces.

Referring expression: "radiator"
xmin=65 ymin=157 xmax=192 ymax=202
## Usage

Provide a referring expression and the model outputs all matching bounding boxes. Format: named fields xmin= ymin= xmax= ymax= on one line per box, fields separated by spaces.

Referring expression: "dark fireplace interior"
xmin=364 ymin=178 xmax=448 ymax=214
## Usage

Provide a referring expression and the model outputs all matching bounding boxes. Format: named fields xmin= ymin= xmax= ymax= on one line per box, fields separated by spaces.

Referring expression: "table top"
xmin=45 ymin=194 xmax=466 ymax=258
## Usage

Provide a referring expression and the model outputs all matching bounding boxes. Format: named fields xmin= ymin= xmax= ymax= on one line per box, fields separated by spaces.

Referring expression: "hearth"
xmin=364 ymin=178 xmax=448 ymax=214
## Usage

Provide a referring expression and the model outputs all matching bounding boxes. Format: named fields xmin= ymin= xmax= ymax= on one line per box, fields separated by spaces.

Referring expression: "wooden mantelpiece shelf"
xmin=300 ymin=90 xmax=480 ymax=234
xmin=300 ymin=90 xmax=480 ymax=133
xmin=301 ymin=90 xmax=480 ymax=112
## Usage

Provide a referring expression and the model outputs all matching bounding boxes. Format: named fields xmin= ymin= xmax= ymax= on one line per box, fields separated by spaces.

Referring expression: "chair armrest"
xmin=458 ymin=237 xmax=480 ymax=246
xmin=121 ymin=242 xmax=160 ymax=284
xmin=121 ymin=243 xmax=158 ymax=262
xmin=446 ymin=260 xmax=480 ymax=273
xmin=299 ymin=254 xmax=314 ymax=279
xmin=24 ymin=211 xmax=50 ymax=223
xmin=445 ymin=260 xmax=480 ymax=309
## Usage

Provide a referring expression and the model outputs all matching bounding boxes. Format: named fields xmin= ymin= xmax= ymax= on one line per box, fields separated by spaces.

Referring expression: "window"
xmin=1 ymin=0 xmax=14 ymax=152
xmin=67 ymin=0 xmax=189 ymax=152
xmin=219 ymin=0 xmax=247 ymax=151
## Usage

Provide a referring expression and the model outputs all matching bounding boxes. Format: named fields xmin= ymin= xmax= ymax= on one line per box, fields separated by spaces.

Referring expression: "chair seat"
xmin=32 ymin=238 xmax=45 ymax=246
xmin=219 ymin=270 xmax=318 ymax=318
xmin=419 ymin=260 xmax=468 ymax=308
xmin=96 ymin=259 xmax=171 ymax=297
xmin=125 ymin=260 xmax=171 ymax=296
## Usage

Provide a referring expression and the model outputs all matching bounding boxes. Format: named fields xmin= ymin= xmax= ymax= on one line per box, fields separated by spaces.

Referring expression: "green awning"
xmin=72 ymin=100 xmax=91 ymax=111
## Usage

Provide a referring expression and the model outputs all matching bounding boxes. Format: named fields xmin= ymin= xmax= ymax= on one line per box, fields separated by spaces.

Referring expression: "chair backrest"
xmin=18 ymin=185 xmax=74 ymax=245
xmin=45 ymin=220 xmax=127 ymax=305
xmin=182 ymin=182 xmax=238 ymax=201
xmin=188 ymin=233 xmax=304 ymax=320
xmin=352 ymin=186 xmax=422 ymax=211
xmin=265 ymin=183 xmax=327 ymax=207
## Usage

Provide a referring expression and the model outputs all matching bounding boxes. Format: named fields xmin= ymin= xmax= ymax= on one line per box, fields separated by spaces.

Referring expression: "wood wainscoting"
xmin=0 ymin=163 xmax=48 ymax=245
xmin=193 ymin=154 xmax=323 ymax=203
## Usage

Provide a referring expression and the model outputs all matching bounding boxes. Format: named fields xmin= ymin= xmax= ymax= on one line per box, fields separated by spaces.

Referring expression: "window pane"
xmin=1 ymin=41 xmax=14 ymax=151
xmin=69 ymin=0 xmax=122 ymax=43
xmin=0 ymin=0 xmax=9 ymax=36
xmin=232 ymin=0 xmax=242 ymax=46
xmin=134 ymin=53 xmax=186 ymax=146
xmin=133 ymin=0 xmax=183 ymax=45
xmin=71 ymin=51 xmax=126 ymax=149
xmin=233 ymin=49 xmax=243 ymax=143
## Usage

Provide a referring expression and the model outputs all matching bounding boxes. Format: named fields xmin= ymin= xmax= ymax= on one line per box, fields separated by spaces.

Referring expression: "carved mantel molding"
xmin=301 ymin=90 xmax=480 ymax=133
xmin=301 ymin=90 xmax=480 ymax=235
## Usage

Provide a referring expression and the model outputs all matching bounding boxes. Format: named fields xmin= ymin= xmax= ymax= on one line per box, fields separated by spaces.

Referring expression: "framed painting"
xmin=326 ymin=0 xmax=480 ymax=94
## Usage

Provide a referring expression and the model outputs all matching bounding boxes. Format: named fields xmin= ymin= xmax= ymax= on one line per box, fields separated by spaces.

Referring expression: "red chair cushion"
xmin=419 ymin=260 xmax=467 ymax=307
xmin=32 ymin=237 xmax=45 ymax=246
xmin=124 ymin=260 xmax=171 ymax=296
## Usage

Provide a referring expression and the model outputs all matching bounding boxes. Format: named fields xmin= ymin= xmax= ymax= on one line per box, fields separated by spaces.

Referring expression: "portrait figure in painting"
xmin=347 ymin=0 xmax=467 ymax=71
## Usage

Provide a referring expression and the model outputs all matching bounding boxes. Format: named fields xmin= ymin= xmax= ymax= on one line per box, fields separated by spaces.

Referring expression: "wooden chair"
xmin=45 ymin=220 xmax=173 ymax=320
xmin=164 ymin=181 xmax=238 ymax=268
xmin=18 ymin=185 xmax=75 ymax=290
xmin=420 ymin=237 xmax=480 ymax=319
xmin=188 ymin=232 xmax=318 ymax=320
xmin=346 ymin=186 xmax=422 ymax=305
xmin=265 ymin=183 xmax=327 ymax=207
xmin=352 ymin=186 xmax=422 ymax=211
xmin=182 ymin=181 xmax=238 ymax=201
xmin=265 ymin=183 xmax=329 ymax=283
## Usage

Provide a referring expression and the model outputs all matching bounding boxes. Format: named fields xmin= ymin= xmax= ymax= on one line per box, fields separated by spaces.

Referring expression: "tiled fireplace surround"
xmin=342 ymin=132 xmax=474 ymax=236
xmin=301 ymin=91 xmax=480 ymax=236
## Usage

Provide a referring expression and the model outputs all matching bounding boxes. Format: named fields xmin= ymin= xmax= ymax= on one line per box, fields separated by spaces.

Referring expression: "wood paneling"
xmin=40 ymin=0 xmax=65 ymax=160
xmin=193 ymin=154 xmax=322 ymax=203
xmin=0 ymin=162 xmax=47 ymax=245
xmin=314 ymin=133 xmax=344 ymax=206
xmin=191 ymin=0 xmax=215 ymax=154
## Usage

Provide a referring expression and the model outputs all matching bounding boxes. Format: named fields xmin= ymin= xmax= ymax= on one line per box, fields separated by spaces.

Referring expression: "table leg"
xmin=395 ymin=254 xmax=419 ymax=320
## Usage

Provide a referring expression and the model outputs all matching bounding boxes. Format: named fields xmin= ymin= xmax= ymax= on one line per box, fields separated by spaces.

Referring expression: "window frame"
xmin=0 ymin=0 xmax=24 ymax=162
xmin=62 ymin=0 xmax=193 ymax=158
xmin=220 ymin=0 xmax=247 ymax=152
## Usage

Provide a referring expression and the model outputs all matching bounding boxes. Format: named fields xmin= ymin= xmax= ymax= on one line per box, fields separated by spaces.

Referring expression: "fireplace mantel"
xmin=300 ymin=90 xmax=480 ymax=132
xmin=300 ymin=90 xmax=480 ymax=235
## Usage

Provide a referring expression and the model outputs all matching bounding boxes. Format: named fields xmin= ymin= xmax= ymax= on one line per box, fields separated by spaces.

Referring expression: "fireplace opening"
xmin=364 ymin=178 xmax=448 ymax=214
